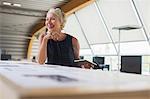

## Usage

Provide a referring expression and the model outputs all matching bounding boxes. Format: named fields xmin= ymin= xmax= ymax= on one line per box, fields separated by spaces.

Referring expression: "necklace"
xmin=56 ymin=33 xmax=66 ymax=41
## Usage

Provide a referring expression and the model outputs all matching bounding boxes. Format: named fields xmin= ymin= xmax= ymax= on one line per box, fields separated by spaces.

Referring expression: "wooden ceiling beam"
xmin=61 ymin=0 xmax=95 ymax=16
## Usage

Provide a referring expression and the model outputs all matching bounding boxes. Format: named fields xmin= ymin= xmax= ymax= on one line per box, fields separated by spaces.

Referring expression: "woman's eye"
xmin=51 ymin=18 xmax=55 ymax=21
xmin=45 ymin=17 xmax=55 ymax=22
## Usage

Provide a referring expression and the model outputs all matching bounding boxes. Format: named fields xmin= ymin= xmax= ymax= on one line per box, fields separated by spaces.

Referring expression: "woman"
xmin=38 ymin=8 xmax=92 ymax=69
xmin=38 ymin=8 xmax=80 ymax=67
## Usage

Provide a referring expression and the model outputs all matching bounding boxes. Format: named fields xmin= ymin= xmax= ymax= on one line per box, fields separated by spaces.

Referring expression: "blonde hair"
xmin=47 ymin=8 xmax=66 ymax=29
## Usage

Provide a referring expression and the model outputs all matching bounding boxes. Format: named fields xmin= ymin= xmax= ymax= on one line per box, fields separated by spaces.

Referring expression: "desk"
xmin=1 ymin=61 xmax=150 ymax=99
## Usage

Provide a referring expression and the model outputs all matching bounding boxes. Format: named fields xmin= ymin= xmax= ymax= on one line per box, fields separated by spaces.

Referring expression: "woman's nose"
xmin=47 ymin=19 xmax=52 ymax=23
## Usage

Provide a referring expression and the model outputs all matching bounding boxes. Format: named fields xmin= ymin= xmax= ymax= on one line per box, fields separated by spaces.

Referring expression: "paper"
xmin=1 ymin=61 xmax=150 ymax=91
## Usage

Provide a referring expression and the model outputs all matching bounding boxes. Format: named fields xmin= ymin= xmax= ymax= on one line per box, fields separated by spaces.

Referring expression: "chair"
xmin=93 ymin=57 xmax=109 ymax=70
xmin=79 ymin=56 xmax=84 ymax=59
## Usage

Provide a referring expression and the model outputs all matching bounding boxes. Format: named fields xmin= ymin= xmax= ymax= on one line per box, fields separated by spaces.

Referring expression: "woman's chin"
xmin=47 ymin=28 xmax=54 ymax=32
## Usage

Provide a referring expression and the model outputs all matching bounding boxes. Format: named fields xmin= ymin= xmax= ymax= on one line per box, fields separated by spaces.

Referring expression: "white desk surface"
xmin=0 ymin=61 xmax=150 ymax=99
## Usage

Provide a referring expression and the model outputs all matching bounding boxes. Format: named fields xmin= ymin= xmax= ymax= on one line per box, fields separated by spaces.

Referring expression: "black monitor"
xmin=1 ymin=54 xmax=11 ymax=60
xmin=121 ymin=56 xmax=141 ymax=74
xmin=79 ymin=56 xmax=84 ymax=59
xmin=93 ymin=57 xmax=104 ymax=64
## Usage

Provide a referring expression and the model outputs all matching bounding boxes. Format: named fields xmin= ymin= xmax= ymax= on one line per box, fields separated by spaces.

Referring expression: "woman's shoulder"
xmin=65 ymin=34 xmax=78 ymax=44
xmin=64 ymin=33 xmax=77 ymax=40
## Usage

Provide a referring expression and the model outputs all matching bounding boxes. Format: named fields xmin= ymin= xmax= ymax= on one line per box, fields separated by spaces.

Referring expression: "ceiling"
xmin=0 ymin=0 xmax=69 ymax=11
xmin=0 ymin=0 xmax=70 ymax=37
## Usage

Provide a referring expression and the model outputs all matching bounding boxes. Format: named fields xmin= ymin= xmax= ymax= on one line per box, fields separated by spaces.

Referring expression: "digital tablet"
xmin=74 ymin=59 xmax=97 ymax=68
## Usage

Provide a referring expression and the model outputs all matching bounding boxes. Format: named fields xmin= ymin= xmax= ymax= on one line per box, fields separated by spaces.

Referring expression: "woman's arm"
xmin=72 ymin=37 xmax=93 ymax=69
xmin=72 ymin=37 xmax=80 ymax=60
xmin=37 ymin=33 xmax=49 ymax=64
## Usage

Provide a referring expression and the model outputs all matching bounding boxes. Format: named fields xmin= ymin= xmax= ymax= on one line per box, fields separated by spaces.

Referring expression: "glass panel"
xmin=76 ymin=3 xmax=110 ymax=44
xmin=80 ymin=49 xmax=92 ymax=56
xmin=112 ymin=29 xmax=145 ymax=42
xmin=134 ymin=0 xmax=150 ymax=39
xmin=91 ymin=44 xmax=117 ymax=55
xmin=142 ymin=56 xmax=150 ymax=75
xmin=120 ymin=41 xmax=150 ymax=55
xmin=64 ymin=14 xmax=89 ymax=49
xmin=97 ymin=0 xmax=145 ymax=42
xmin=105 ymin=56 xmax=118 ymax=71
xmin=84 ymin=55 xmax=93 ymax=62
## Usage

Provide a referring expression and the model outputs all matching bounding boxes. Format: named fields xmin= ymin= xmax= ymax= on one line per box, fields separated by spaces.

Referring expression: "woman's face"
xmin=45 ymin=13 xmax=61 ymax=32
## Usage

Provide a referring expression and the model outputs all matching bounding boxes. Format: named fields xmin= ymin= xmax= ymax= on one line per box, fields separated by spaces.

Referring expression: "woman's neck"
xmin=57 ymin=33 xmax=66 ymax=41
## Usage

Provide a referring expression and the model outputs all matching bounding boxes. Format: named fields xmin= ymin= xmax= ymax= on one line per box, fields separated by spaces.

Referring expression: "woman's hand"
xmin=81 ymin=62 xmax=94 ymax=69
xmin=44 ymin=32 xmax=61 ymax=41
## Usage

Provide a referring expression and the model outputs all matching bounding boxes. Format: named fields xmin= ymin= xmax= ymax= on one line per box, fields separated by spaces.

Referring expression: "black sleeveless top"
xmin=46 ymin=34 xmax=78 ymax=67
